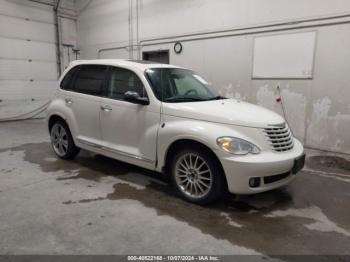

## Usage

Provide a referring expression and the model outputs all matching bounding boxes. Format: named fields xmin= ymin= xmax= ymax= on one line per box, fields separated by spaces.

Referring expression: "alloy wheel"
xmin=51 ymin=123 xmax=69 ymax=157
xmin=174 ymin=153 xmax=213 ymax=199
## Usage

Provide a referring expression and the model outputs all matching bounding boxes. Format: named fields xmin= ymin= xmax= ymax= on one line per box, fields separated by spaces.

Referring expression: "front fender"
xmin=156 ymin=115 xmax=265 ymax=172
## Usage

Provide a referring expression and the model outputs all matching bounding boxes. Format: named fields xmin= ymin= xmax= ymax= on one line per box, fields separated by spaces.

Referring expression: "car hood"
xmin=162 ymin=99 xmax=285 ymax=128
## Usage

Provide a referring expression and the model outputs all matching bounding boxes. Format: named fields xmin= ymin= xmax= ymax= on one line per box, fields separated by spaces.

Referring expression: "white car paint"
xmin=162 ymin=98 xmax=285 ymax=128
xmin=99 ymin=95 xmax=160 ymax=166
xmin=47 ymin=59 xmax=304 ymax=195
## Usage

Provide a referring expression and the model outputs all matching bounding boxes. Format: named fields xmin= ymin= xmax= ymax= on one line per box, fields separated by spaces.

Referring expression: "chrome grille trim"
xmin=263 ymin=123 xmax=294 ymax=152
xmin=267 ymin=133 xmax=292 ymax=140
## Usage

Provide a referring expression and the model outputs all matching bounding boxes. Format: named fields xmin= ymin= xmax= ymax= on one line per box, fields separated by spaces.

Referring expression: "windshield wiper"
xmin=206 ymin=96 xmax=227 ymax=100
xmin=164 ymin=97 xmax=206 ymax=102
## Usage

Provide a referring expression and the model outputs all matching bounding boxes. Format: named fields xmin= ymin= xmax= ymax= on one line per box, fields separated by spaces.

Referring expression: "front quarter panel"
xmin=157 ymin=114 xmax=267 ymax=172
xmin=158 ymin=114 xmax=304 ymax=194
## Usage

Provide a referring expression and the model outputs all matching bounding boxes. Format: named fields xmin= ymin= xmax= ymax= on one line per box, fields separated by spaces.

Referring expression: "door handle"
xmin=65 ymin=98 xmax=73 ymax=105
xmin=100 ymin=105 xmax=112 ymax=112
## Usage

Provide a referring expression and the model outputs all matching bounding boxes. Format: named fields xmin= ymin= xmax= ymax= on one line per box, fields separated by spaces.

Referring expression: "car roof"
xmin=68 ymin=59 xmax=183 ymax=71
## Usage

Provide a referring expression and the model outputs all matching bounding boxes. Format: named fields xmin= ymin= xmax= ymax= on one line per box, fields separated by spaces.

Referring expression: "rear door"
xmin=99 ymin=66 xmax=161 ymax=169
xmin=63 ymin=64 xmax=108 ymax=147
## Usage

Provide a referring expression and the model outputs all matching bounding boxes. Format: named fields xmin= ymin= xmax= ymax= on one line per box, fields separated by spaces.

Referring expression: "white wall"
xmin=76 ymin=0 xmax=350 ymax=154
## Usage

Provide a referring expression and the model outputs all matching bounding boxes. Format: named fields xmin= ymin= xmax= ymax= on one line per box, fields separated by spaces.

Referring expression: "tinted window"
xmin=60 ymin=66 xmax=80 ymax=90
xmin=108 ymin=67 xmax=146 ymax=100
xmin=74 ymin=65 xmax=107 ymax=96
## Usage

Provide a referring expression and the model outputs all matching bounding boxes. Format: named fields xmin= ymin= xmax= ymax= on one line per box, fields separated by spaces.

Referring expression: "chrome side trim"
xmin=76 ymin=138 xmax=103 ymax=148
xmin=76 ymin=138 xmax=154 ymax=164
xmin=103 ymin=146 xmax=155 ymax=164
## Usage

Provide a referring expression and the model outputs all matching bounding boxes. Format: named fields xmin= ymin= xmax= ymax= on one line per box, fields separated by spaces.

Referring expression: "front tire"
xmin=50 ymin=121 xmax=80 ymax=160
xmin=170 ymin=147 xmax=226 ymax=205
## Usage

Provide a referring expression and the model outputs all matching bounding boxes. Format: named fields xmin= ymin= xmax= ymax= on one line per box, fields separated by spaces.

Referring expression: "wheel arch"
xmin=48 ymin=114 xmax=69 ymax=132
xmin=48 ymin=113 xmax=80 ymax=160
xmin=162 ymin=138 xmax=229 ymax=194
xmin=163 ymin=139 xmax=224 ymax=174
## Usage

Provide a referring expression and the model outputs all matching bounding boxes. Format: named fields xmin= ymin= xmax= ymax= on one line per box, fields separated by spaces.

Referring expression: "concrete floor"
xmin=0 ymin=119 xmax=349 ymax=258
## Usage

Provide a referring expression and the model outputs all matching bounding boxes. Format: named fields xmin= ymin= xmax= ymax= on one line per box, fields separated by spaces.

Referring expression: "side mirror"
xmin=124 ymin=91 xmax=149 ymax=105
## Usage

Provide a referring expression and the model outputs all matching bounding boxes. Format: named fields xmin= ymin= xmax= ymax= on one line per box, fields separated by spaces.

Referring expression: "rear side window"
xmin=107 ymin=67 xmax=147 ymax=100
xmin=74 ymin=65 xmax=107 ymax=96
xmin=60 ymin=66 xmax=80 ymax=90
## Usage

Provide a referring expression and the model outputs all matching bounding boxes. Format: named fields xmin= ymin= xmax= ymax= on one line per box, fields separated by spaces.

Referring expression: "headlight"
xmin=216 ymin=137 xmax=260 ymax=155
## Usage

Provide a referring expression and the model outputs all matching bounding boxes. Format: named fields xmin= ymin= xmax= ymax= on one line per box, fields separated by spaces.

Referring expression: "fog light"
xmin=249 ymin=177 xmax=261 ymax=188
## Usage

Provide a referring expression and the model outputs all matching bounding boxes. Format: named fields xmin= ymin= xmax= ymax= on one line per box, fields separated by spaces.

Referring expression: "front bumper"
xmin=215 ymin=138 xmax=304 ymax=194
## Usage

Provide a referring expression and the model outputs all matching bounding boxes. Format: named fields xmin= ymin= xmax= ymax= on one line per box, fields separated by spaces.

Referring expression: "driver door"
xmin=99 ymin=66 xmax=161 ymax=169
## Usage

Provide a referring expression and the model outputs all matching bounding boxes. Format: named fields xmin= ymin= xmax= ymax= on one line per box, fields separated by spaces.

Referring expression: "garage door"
xmin=0 ymin=0 xmax=58 ymax=120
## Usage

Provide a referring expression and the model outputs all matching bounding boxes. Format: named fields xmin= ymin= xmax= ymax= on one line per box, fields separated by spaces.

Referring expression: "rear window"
xmin=60 ymin=65 xmax=80 ymax=91
xmin=74 ymin=65 xmax=108 ymax=96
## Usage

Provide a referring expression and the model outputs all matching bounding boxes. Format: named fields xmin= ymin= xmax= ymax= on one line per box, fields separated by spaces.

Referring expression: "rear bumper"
xmin=215 ymin=138 xmax=304 ymax=194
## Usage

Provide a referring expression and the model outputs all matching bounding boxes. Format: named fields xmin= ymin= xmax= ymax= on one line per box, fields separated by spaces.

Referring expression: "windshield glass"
xmin=145 ymin=68 xmax=224 ymax=102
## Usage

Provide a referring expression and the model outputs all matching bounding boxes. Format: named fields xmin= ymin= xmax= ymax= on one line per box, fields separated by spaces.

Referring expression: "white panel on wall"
xmin=0 ymin=0 xmax=54 ymax=23
xmin=0 ymin=80 xmax=57 ymax=100
xmin=252 ymin=31 xmax=316 ymax=79
xmin=0 ymin=38 xmax=55 ymax=61
xmin=0 ymin=16 xmax=55 ymax=42
xmin=0 ymin=60 xmax=56 ymax=80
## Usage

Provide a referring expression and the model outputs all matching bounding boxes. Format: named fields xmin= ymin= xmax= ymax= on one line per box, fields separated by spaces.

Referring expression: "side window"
xmin=60 ymin=66 xmax=80 ymax=91
xmin=74 ymin=65 xmax=107 ymax=96
xmin=108 ymin=67 xmax=147 ymax=100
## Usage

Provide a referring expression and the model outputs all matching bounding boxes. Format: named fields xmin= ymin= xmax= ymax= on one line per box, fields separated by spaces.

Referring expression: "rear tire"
xmin=50 ymin=120 xmax=80 ymax=160
xmin=170 ymin=146 xmax=226 ymax=205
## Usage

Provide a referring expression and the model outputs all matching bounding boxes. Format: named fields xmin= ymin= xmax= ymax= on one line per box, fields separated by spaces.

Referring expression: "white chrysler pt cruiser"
xmin=46 ymin=59 xmax=305 ymax=204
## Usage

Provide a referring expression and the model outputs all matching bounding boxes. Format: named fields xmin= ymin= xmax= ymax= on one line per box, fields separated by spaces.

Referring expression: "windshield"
xmin=145 ymin=68 xmax=224 ymax=102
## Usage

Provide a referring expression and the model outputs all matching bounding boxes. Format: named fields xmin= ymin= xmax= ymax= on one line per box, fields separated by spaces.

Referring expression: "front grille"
xmin=264 ymin=171 xmax=290 ymax=184
xmin=263 ymin=123 xmax=294 ymax=152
